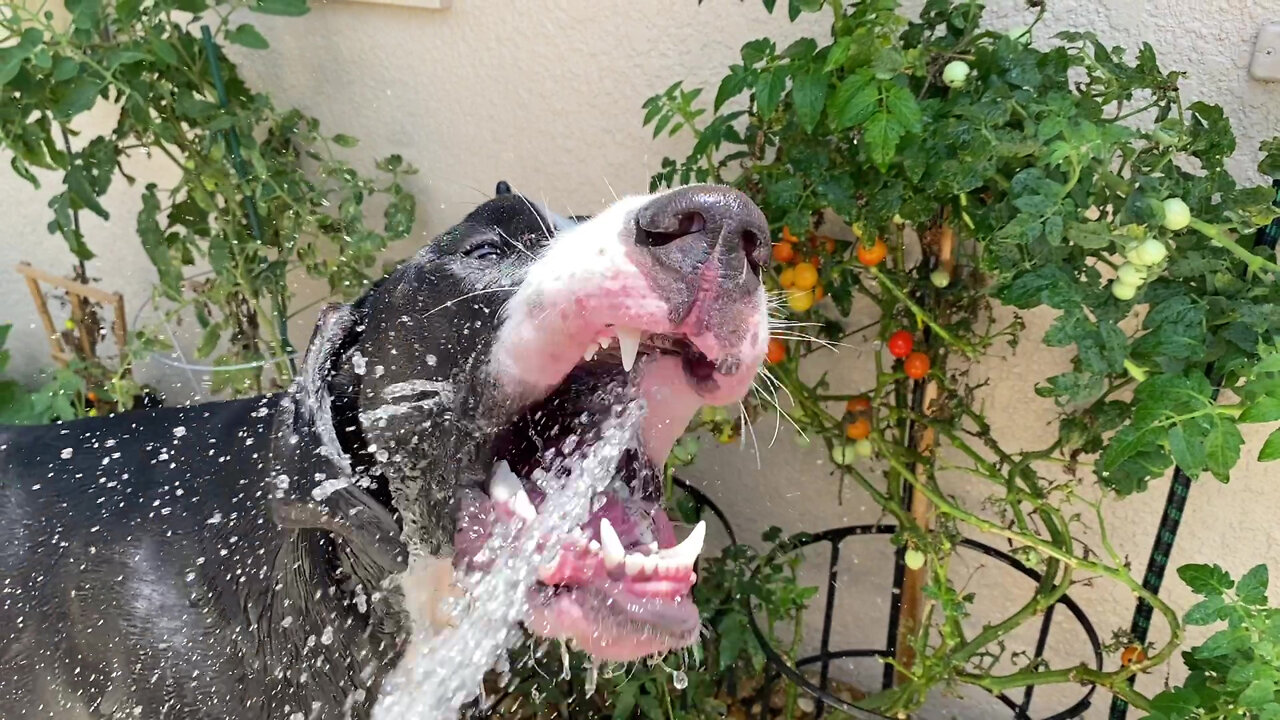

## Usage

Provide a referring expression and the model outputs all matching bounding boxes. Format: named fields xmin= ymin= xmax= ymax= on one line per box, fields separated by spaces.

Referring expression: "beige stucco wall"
xmin=3 ymin=1 xmax=1279 ymax=718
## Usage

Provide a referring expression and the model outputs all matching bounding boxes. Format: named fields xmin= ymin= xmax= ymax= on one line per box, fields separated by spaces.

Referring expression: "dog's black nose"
xmin=634 ymin=185 xmax=769 ymax=277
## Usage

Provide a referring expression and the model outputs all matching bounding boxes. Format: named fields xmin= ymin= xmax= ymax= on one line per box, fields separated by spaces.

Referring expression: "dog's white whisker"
xmin=423 ymin=287 xmax=520 ymax=318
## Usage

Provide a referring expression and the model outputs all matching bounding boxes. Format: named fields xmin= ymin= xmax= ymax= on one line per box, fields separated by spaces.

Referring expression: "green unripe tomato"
xmin=1111 ymin=280 xmax=1139 ymax=301
xmin=905 ymin=548 xmax=926 ymax=570
xmin=929 ymin=269 xmax=951 ymax=288
xmin=1161 ymin=198 xmax=1191 ymax=231
xmin=1134 ymin=239 xmax=1169 ymax=266
xmin=942 ymin=60 xmax=971 ymax=89
xmin=1116 ymin=263 xmax=1147 ymax=286
xmin=831 ymin=442 xmax=858 ymax=467
xmin=854 ymin=439 xmax=874 ymax=458
xmin=892 ymin=213 xmax=906 ymax=226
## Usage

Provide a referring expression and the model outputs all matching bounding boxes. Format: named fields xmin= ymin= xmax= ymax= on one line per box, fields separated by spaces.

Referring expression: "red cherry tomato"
xmin=766 ymin=338 xmax=787 ymax=364
xmin=845 ymin=396 xmax=872 ymax=414
xmin=904 ymin=351 xmax=931 ymax=380
xmin=887 ymin=330 xmax=914 ymax=359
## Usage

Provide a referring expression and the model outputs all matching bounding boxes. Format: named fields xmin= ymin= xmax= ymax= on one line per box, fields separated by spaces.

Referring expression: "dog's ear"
xmin=495 ymin=180 xmax=512 ymax=196
xmin=296 ymin=302 xmax=359 ymax=474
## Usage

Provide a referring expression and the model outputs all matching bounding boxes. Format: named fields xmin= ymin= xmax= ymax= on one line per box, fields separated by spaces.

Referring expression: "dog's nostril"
xmin=635 ymin=211 xmax=706 ymax=248
xmin=741 ymin=229 xmax=764 ymax=277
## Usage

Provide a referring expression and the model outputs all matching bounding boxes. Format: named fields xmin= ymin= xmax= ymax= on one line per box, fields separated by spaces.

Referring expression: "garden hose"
xmin=1108 ymin=179 xmax=1280 ymax=720
xmin=199 ymin=26 xmax=299 ymax=377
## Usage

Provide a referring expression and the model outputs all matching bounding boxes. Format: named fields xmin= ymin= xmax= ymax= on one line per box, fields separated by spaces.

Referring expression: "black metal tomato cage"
xmin=741 ymin=525 xmax=1103 ymax=720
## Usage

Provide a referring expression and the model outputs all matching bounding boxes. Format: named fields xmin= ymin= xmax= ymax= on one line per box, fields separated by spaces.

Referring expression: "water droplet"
xmin=672 ymin=669 xmax=688 ymax=690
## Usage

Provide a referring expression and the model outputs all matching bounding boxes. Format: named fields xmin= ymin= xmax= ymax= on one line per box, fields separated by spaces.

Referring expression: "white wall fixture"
xmin=1250 ymin=22 xmax=1280 ymax=81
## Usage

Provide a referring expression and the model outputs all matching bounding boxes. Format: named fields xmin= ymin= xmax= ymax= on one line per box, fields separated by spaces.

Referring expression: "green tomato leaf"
xmin=1241 ymin=397 xmax=1280 ymax=424
xmin=714 ymin=66 xmax=751 ymax=111
xmin=1184 ymin=595 xmax=1225 ymax=626
xmin=883 ymin=83 xmax=922 ymax=133
xmin=1204 ymin=417 xmax=1243 ymax=483
xmin=754 ymin=68 xmax=788 ymax=118
xmin=1145 ymin=687 xmax=1199 ymax=720
xmin=1261 ymin=428 xmax=1280 ymax=462
xmin=1178 ymin=563 xmax=1234 ymax=597
xmin=863 ymin=111 xmax=905 ymax=171
xmin=331 ymin=133 xmax=359 ymax=149
xmin=823 ymin=36 xmax=852 ymax=72
xmin=227 ymin=24 xmax=270 ymax=50
xmin=1238 ymin=564 xmax=1270 ymax=606
xmin=1240 ymin=679 xmax=1277 ymax=709
xmin=790 ymin=70 xmax=827 ymax=133
xmin=827 ymin=72 xmax=877 ymax=130
xmin=54 ymin=76 xmax=105 ymax=120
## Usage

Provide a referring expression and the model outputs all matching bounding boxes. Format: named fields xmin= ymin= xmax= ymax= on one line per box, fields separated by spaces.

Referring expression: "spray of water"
xmin=371 ymin=400 xmax=645 ymax=720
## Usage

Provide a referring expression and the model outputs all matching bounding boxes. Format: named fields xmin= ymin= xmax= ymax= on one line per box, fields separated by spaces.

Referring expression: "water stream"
xmin=371 ymin=401 xmax=644 ymax=720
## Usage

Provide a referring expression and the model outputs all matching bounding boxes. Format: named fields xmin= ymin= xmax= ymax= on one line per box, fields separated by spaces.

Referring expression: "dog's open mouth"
xmin=453 ymin=328 xmax=724 ymax=660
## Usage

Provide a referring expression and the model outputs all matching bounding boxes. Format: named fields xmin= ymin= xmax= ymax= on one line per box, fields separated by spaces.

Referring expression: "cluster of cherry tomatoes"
xmin=888 ymin=329 xmax=931 ymax=380
xmin=774 ymin=226 xmax=831 ymax=312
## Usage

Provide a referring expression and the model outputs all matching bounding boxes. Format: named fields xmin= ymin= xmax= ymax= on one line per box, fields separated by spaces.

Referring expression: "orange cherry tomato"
xmin=772 ymin=242 xmax=796 ymax=264
xmin=792 ymin=262 xmax=819 ymax=291
xmin=845 ymin=417 xmax=872 ymax=440
xmin=778 ymin=267 xmax=796 ymax=289
xmin=820 ymin=235 xmax=837 ymax=254
xmin=856 ymin=237 xmax=888 ymax=266
xmin=803 ymin=255 xmax=822 ymax=270
xmin=781 ymin=226 xmax=798 ymax=244
xmin=812 ymin=284 xmax=825 ymax=301
xmin=86 ymin=391 xmax=98 ymax=404
xmin=766 ymin=338 xmax=787 ymax=364
xmin=903 ymin=351 xmax=931 ymax=380
xmin=887 ymin=330 xmax=914 ymax=359
xmin=846 ymin=396 xmax=872 ymax=414
xmin=1120 ymin=646 xmax=1146 ymax=667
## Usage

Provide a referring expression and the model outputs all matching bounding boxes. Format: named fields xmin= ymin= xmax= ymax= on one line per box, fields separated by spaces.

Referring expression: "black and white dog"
xmin=0 ymin=182 xmax=771 ymax=719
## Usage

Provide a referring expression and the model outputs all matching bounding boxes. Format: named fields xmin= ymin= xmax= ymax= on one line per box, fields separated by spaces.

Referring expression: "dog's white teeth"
xmin=512 ymin=488 xmax=537 ymax=521
xmin=588 ymin=540 xmax=601 ymax=552
xmin=662 ymin=520 xmax=706 ymax=565
xmin=624 ymin=553 xmax=646 ymax=576
xmin=616 ymin=326 xmax=642 ymax=372
xmin=599 ymin=518 xmax=626 ymax=570
xmin=489 ymin=461 xmax=522 ymax=504
xmin=584 ymin=346 xmax=597 ymax=362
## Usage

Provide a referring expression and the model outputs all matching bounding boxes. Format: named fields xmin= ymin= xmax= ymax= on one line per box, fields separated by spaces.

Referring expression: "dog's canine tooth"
xmin=616 ymin=326 xmax=642 ymax=372
xmin=661 ymin=520 xmax=706 ymax=565
xmin=584 ymin=346 xmax=598 ymax=362
xmin=599 ymin=518 xmax=626 ymax=570
xmin=512 ymin=488 xmax=537 ymax=521
xmin=489 ymin=461 xmax=522 ymax=504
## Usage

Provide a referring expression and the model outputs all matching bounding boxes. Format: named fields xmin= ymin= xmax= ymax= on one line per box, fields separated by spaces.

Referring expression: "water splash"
xmin=371 ymin=401 xmax=645 ymax=720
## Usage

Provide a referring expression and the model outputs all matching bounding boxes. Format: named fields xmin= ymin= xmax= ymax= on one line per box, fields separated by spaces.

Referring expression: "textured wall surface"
xmin=3 ymin=1 xmax=1280 ymax=718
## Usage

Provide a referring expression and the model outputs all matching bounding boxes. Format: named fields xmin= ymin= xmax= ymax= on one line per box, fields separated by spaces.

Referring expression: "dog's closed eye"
xmin=464 ymin=241 xmax=504 ymax=261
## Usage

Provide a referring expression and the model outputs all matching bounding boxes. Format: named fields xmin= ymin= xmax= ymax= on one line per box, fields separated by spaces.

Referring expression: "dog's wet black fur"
xmin=0 ymin=184 xmax=560 ymax=720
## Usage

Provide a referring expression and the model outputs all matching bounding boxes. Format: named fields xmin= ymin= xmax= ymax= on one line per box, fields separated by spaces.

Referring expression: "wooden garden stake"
xmin=15 ymin=262 xmax=131 ymax=371
xmin=894 ymin=222 xmax=954 ymax=684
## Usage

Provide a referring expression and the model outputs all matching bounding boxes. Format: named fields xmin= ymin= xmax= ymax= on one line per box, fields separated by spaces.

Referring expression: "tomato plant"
xmin=640 ymin=0 xmax=1280 ymax=716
